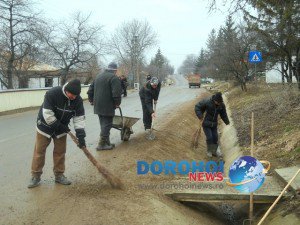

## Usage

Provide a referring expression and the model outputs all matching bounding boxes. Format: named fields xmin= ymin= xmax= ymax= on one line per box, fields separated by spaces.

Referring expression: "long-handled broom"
xmin=147 ymin=103 xmax=157 ymax=140
xmin=191 ymin=120 xmax=202 ymax=150
xmin=68 ymin=132 xmax=123 ymax=189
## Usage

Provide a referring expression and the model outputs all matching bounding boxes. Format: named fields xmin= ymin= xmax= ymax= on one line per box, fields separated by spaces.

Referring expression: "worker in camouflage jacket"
xmin=28 ymin=79 xmax=86 ymax=188
xmin=195 ymin=92 xmax=229 ymax=158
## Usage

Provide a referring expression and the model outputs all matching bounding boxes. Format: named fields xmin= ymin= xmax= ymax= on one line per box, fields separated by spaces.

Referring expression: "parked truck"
xmin=187 ymin=73 xmax=201 ymax=88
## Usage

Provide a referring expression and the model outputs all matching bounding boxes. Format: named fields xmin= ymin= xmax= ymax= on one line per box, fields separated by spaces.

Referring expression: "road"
xmin=0 ymin=75 xmax=205 ymax=224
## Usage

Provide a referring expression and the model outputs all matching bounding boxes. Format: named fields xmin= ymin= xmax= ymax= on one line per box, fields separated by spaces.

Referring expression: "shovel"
xmin=147 ymin=103 xmax=157 ymax=140
xmin=191 ymin=120 xmax=202 ymax=149
xmin=68 ymin=132 xmax=123 ymax=189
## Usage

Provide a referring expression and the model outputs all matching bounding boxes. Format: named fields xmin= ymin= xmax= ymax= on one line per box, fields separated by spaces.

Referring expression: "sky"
xmin=38 ymin=0 xmax=230 ymax=71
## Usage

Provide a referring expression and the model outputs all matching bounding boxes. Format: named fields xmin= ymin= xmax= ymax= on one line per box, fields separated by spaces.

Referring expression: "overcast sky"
xmin=38 ymin=0 xmax=229 ymax=71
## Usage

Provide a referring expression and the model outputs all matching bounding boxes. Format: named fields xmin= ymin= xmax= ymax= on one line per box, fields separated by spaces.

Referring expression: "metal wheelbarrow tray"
xmin=112 ymin=108 xmax=140 ymax=141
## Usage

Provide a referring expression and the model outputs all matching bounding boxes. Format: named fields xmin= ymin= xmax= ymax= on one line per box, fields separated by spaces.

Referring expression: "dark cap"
xmin=212 ymin=92 xmax=223 ymax=103
xmin=107 ymin=62 xmax=118 ymax=71
xmin=65 ymin=79 xmax=81 ymax=95
xmin=146 ymin=74 xmax=152 ymax=81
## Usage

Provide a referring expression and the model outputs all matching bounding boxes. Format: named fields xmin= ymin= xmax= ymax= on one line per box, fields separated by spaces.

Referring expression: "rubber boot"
xmin=96 ymin=136 xmax=114 ymax=151
xmin=213 ymin=145 xmax=223 ymax=160
xmin=145 ymin=129 xmax=154 ymax=140
xmin=207 ymin=144 xmax=214 ymax=158
xmin=211 ymin=144 xmax=219 ymax=157
xmin=107 ymin=136 xmax=115 ymax=148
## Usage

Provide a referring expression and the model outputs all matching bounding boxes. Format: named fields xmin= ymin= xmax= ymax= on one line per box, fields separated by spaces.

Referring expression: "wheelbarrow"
xmin=112 ymin=107 xmax=140 ymax=141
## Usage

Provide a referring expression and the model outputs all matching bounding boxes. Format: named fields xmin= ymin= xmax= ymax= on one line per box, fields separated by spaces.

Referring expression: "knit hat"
xmin=212 ymin=92 xmax=223 ymax=103
xmin=65 ymin=79 xmax=81 ymax=95
xmin=146 ymin=74 xmax=152 ymax=81
xmin=150 ymin=77 xmax=159 ymax=85
xmin=107 ymin=62 xmax=118 ymax=71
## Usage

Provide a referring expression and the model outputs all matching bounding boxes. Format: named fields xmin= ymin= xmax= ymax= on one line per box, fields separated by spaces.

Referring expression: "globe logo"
xmin=227 ymin=156 xmax=270 ymax=193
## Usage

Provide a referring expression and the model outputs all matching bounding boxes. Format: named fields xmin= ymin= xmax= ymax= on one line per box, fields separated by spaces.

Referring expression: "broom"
xmin=68 ymin=132 xmax=123 ymax=189
xmin=191 ymin=120 xmax=202 ymax=149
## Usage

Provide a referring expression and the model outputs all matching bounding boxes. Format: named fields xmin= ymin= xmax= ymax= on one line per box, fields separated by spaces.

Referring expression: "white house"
xmin=266 ymin=61 xmax=297 ymax=83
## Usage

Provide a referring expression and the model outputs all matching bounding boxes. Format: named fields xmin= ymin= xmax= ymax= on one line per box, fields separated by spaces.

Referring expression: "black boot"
xmin=211 ymin=144 xmax=219 ymax=157
xmin=207 ymin=144 xmax=214 ymax=158
xmin=96 ymin=136 xmax=114 ymax=151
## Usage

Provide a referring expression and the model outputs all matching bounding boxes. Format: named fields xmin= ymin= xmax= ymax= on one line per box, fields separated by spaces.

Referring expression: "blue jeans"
xmin=202 ymin=126 xmax=218 ymax=145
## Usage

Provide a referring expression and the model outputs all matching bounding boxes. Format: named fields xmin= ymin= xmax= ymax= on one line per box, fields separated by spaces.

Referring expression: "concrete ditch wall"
xmin=0 ymin=86 xmax=89 ymax=113
xmin=219 ymin=94 xmax=243 ymax=176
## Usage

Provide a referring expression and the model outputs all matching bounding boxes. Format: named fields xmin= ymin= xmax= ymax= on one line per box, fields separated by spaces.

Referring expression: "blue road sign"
xmin=249 ymin=51 xmax=262 ymax=63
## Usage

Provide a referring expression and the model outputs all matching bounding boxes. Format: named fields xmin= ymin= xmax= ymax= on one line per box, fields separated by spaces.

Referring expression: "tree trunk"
xmin=60 ymin=68 xmax=69 ymax=85
xmin=7 ymin=5 xmax=14 ymax=89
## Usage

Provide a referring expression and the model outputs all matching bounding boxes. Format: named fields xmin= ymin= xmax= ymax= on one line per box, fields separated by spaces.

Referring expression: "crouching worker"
xmin=194 ymin=92 xmax=229 ymax=158
xmin=28 ymin=79 xmax=86 ymax=188
xmin=139 ymin=77 xmax=161 ymax=139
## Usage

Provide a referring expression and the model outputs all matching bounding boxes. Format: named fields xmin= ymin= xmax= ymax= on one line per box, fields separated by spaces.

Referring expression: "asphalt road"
xmin=0 ymin=74 xmax=204 ymax=224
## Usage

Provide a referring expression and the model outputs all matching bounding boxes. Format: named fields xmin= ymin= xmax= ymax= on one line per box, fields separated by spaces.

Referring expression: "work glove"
xmin=54 ymin=121 xmax=70 ymax=133
xmin=76 ymin=129 xmax=86 ymax=148
xmin=61 ymin=124 xmax=70 ymax=133
xmin=77 ymin=136 xmax=86 ymax=148
xmin=197 ymin=115 xmax=203 ymax=120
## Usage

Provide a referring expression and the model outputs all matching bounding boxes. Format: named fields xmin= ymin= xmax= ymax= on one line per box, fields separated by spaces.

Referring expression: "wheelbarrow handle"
xmin=118 ymin=107 xmax=124 ymax=127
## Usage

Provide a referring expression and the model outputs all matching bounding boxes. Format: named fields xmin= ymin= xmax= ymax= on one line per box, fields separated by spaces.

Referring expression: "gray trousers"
xmin=98 ymin=115 xmax=113 ymax=138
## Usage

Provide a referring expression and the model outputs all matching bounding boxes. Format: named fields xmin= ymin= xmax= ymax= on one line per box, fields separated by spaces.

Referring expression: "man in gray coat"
xmin=87 ymin=62 xmax=122 ymax=150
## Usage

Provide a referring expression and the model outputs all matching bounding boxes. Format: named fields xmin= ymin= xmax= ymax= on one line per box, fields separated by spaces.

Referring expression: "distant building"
xmin=27 ymin=64 xmax=60 ymax=88
xmin=266 ymin=62 xmax=297 ymax=83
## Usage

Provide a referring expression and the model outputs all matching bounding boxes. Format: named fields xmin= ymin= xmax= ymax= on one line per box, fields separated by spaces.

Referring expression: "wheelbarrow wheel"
xmin=121 ymin=127 xmax=132 ymax=141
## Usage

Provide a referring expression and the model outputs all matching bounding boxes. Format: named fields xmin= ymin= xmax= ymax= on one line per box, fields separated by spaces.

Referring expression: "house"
xmin=266 ymin=62 xmax=297 ymax=83
xmin=27 ymin=64 xmax=60 ymax=88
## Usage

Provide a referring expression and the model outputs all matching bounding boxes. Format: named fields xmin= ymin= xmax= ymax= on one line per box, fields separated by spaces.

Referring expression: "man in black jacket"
xmin=195 ymin=92 xmax=229 ymax=158
xmin=139 ymin=77 xmax=161 ymax=139
xmin=119 ymin=75 xmax=128 ymax=97
xmin=28 ymin=79 xmax=86 ymax=188
xmin=87 ymin=62 xmax=122 ymax=150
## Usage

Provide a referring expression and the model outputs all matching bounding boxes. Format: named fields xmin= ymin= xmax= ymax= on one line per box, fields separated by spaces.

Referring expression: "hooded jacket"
xmin=36 ymin=83 xmax=85 ymax=139
xmin=195 ymin=96 xmax=229 ymax=127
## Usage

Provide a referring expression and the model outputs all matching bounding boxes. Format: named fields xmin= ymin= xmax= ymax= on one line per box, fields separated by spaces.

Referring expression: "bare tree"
xmin=0 ymin=0 xmax=40 ymax=89
xmin=110 ymin=19 xmax=158 ymax=84
xmin=38 ymin=12 xmax=105 ymax=85
xmin=178 ymin=54 xmax=197 ymax=75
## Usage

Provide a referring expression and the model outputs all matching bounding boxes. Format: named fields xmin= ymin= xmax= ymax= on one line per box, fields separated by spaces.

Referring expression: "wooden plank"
xmin=166 ymin=192 xmax=278 ymax=204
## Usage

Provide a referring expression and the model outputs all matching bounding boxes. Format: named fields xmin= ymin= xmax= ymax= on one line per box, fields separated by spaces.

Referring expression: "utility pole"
xmin=133 ymin=35 xmax=139 ymax=86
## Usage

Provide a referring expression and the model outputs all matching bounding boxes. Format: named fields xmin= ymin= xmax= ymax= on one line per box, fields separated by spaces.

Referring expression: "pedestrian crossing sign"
xmin=249 ymin=51 xmax=262 ymax=63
